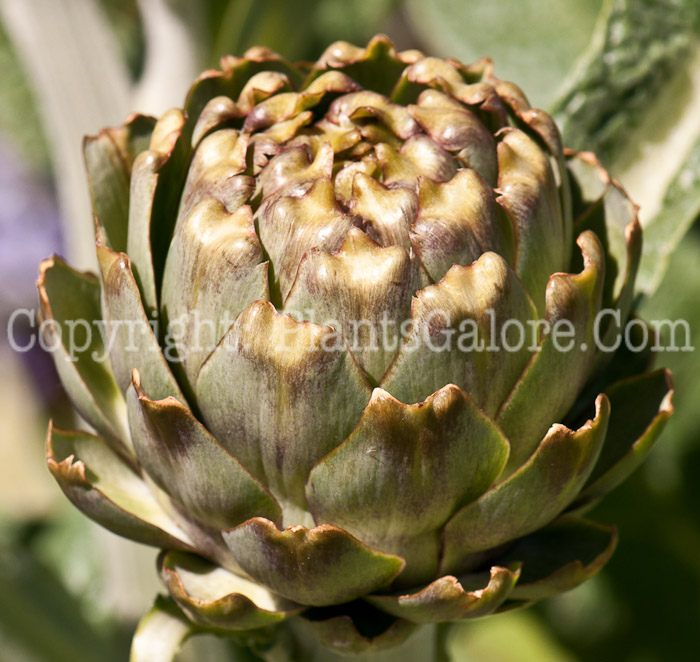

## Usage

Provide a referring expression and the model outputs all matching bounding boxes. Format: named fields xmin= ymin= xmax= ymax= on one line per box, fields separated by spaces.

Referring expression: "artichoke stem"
xmin=276 ymin=622 xmax=445 ymax=662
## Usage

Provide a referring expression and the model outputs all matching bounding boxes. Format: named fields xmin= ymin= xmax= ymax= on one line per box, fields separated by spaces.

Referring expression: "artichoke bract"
xmin=39 ymin=35 xmax=673 ymax=658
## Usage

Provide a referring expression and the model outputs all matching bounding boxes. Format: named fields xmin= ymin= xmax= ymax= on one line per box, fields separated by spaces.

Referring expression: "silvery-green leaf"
xmin=636 ymin=136 xmax=700 ymax=293
xmin=0 ymin=0 xmax=131 ymax=269
xmin=405 ymin=0 xmax=603 ymax=107
xmin=554 ymin=0 xmax=700 ymax=295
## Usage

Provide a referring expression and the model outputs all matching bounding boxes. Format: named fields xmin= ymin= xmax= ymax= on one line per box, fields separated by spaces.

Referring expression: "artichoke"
xmin=39 ymin=35 xmax=673 ymax=660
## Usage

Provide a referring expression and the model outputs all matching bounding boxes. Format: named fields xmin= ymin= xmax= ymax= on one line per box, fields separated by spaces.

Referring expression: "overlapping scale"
xmin=409 ymin=89 xmax=498 ymax=185
xmin=196 ymin=301 xmax=372 ymax=508
xmin=160 ymin=200 xmax=268 ymax=393
xmin=306 ymin=385 xmax=509 ymax=587
xmin=257 ymin=177 xmax=355 ymax=301
xmin=411 ymin=169 xmax=514 ymax=281
xmin=380 ymin=251 xmax=538 ymax=412
xmin=284 ymin=228 xmax=423 ymax=383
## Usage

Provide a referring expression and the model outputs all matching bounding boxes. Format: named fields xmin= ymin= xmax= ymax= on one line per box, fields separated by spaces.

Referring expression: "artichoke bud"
xmin=39 ymin=35 xmax=673 ymax=655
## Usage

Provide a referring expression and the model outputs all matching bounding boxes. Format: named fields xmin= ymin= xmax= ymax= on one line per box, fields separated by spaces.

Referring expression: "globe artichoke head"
xmin=39 ymin=35 xmax=673 ymax=656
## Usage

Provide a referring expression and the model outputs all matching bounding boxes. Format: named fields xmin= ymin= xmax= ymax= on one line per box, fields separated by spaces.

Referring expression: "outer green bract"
xmin=39 ymin=35 xmax=673 ymax=657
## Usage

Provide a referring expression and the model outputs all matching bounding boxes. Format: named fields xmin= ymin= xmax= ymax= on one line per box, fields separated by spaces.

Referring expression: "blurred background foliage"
xmin=0 ymin=0 xmax=699 ymax=660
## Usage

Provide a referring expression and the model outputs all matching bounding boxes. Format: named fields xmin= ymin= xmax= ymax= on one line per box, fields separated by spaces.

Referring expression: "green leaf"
xmin=554 ymin=0 xmax=700 ymax=295
xmin=405 ymin=0 xmax=604 ymax=108
xmin=184 ymin=51 xmax=301 ymax=123
xmin=309 ymin=35 xmax=410 ymax=98
xmin=636 ymin=133 xmax=700 ymax=293
xmin=573 ymin=369 xmax=673 ymax=508
xmin=568 ymin=153 xmax=641 ymax=320
xmin=496 ymin=232 xmax=605 ymax=470
xmin=442 ymin=610 xmax=578 ymax=662
xmin=311 ymin=0 xmax=402 ymax=48
xmin=638 ymin=225 xmax=700 ymax=457
xmin=211 ymin=0 xmax=324 ymax=63
xmin=0 ymin=543 xmax=127 ymax=662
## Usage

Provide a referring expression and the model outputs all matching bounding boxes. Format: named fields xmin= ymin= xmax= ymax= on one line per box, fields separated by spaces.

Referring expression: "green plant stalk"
xmin=284 ymin=623 xmax=442 ymax=662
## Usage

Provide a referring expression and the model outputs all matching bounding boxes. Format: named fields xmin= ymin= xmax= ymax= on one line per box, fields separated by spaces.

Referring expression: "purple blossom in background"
xmin=0 ymin=137 xmax=62 ymax=315
xmin=1 ymin=136 xmax=63 ymax=402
